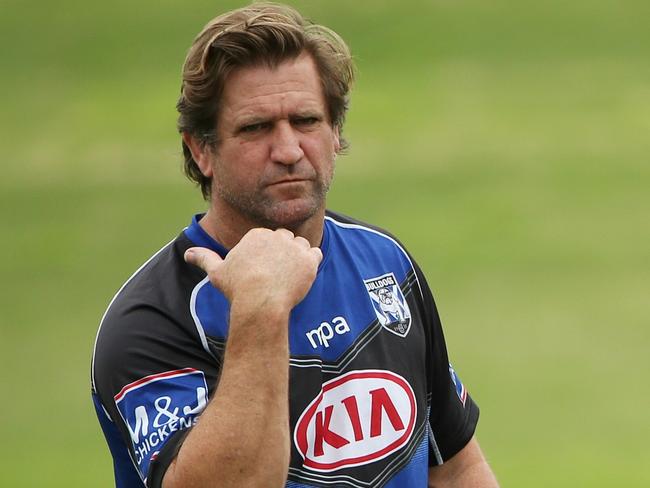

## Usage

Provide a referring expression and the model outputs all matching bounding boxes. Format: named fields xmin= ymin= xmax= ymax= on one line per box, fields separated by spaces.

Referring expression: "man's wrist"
xmin=225 ymin=296 xmax=292 ymax=355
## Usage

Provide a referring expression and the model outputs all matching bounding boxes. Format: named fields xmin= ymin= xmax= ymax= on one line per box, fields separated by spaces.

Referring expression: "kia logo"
xmin=294 ymin=370 xmax=416 ymax=471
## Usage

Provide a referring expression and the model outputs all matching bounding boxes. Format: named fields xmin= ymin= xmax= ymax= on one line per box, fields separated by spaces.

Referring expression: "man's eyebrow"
xmin=235 ymin=108 xmax=325 ymax=125
xmin=236 ymin=116 xmax=268 ymax=125
xmin=290 ymin=109 xmax=324 ymax=118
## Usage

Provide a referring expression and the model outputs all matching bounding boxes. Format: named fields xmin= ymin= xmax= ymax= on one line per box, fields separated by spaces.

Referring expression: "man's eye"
xmin=293 ymin=117 xmax=319 ymax=126
xmin=240 ymin=122 xmax=268 ymax=133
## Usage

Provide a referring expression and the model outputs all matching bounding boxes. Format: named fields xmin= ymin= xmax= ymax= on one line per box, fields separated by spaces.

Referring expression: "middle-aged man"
xmin=92 ymin=3 xmax=499 ymax=487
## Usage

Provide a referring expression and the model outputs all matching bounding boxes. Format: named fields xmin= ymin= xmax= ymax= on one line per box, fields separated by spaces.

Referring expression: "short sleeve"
xmin=92 ymin=303 xmax=219 ymax=487
xmin=412 ymin=261 xmax=480 ymax=465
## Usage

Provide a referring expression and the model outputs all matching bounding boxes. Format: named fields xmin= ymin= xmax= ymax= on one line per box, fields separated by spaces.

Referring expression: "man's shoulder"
xmin=91 ymin=231 xmax=207 ymax=392
xmin=108 ymin=233 xmax=192 ymax=307
xmin=94 ymin=231 xmax=204 ymax=345
xmin=324 ymin=210 xmax=412 ymax=256
xmin=325 ymin=210 xmax=398 ymax=238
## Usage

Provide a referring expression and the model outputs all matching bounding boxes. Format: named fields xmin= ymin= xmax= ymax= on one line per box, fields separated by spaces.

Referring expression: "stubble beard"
xmin=215 ymin=173 xmax=333 ymax=232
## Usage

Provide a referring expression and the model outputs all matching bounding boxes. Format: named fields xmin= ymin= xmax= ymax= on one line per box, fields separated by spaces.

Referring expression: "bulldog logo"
xmin=363 ymin=273 xmax=411 ymax=337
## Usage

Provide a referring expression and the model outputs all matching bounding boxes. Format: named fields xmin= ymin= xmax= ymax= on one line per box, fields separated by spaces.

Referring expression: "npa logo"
xmin=294 ymin=370 xmax=416 ymax=472
xmin=305 ymin=315 xmax=351 ymax=349
xmin=114 ymin=368 xmax=208 ymax=476
xmin=364 ymin=273 xmax=411 ymax=337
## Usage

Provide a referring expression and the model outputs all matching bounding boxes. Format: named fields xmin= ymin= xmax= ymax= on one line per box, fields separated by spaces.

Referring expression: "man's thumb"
xmin=184 ymin=247 xmax=224 ymax=274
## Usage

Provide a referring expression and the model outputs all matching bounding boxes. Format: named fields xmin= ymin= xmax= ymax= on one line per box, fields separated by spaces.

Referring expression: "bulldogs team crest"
xmin=364 ymin=272 xmax=411 ymax=337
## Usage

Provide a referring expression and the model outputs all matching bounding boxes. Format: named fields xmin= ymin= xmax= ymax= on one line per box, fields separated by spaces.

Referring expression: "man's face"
xmin=205 ymin=53 xmax=340 ymax=231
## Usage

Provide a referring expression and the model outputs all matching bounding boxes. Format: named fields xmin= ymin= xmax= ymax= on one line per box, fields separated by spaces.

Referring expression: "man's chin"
xmin=260 ymin=199 xmax=323 ymax=230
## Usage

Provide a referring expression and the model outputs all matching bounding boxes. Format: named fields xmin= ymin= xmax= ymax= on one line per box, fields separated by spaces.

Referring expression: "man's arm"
xmin=428 ymin=437 xmax=499 ymax=488
xmin=162 ymin=228 xmax=322 ymax=488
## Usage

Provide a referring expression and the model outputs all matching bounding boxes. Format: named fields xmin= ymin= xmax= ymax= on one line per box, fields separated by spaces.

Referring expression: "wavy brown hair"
xmin=177 ymin=2 xmax=355 ymax=200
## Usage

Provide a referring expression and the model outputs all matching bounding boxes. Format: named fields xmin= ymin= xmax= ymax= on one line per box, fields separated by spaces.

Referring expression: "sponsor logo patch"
xmin=305 ymin=315 xmax=351 ymax=349
xmin=294 ymin=370 xmax=416 ymax=472
xmin=114 ymin=368 xmax=208 ymax=477
xmin=448 ymin=364 xmax=468 ymax=407
xmin=364 ymin=273 xmax=411 ymax=337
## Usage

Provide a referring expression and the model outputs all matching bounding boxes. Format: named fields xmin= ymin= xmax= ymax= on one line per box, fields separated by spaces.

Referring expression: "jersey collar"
xmin=183 ymin=214 xmax=229 ymax=258
xmin=183 ymin=213 xmax=331 ymax=269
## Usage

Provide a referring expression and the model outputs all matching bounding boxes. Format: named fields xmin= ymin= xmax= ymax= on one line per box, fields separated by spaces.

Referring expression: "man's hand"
xmin=184 ymin=227 xmax=322 ymax=310
xmin=164 ymin=228 xmax=322 ymax=488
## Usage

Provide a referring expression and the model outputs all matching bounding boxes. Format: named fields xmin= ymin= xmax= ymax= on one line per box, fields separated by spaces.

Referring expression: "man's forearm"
xmin=429 ymin=461 xmax=499 ymax=488
xmin=164 ymin=229 xmax=322 ymax=487
xmin=428 ymin=438 xmax=499 ymax=488
xmin=163 ymin=301 xmax=292 ymax=488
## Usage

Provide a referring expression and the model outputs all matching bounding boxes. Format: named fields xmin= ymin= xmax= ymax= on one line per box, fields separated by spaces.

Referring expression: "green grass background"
xmin=1 ymin=0 xmax=649 ymax=486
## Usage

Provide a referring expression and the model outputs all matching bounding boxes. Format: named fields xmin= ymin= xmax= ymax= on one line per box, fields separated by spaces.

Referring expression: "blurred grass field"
xmin=1 ymin=0 xmax=649 ymax=486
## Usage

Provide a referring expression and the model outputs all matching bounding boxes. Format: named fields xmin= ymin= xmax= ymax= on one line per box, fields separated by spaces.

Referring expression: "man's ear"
xmin=182 ymin=132 xmax=214 ymax=178
xmin=333 ymin=125 xmax=341 ymax=154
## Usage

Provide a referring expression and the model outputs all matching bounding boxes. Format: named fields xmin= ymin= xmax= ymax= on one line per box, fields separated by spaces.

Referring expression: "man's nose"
xmin=270 ymin=121 xmax=304 ymax=165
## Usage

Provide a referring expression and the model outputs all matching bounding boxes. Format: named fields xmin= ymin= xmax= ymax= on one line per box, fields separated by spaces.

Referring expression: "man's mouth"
xmin=268 ymin=178 xmax=310 ymax=186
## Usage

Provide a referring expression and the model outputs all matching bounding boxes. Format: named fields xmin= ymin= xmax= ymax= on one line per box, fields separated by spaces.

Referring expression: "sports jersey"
xmin=91 ymin=211 xmax=479 ymax=487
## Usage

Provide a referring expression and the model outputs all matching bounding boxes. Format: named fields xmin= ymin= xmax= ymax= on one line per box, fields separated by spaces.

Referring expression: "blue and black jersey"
xmin=91 ymin=211 xmax=479 ymax=487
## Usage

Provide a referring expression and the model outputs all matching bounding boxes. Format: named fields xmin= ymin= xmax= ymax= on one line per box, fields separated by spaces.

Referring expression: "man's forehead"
xmin=224 ymin=52 xmax=320 ymax=84
xmin=220 ymin=54 xmax=326 ymax=117
xmin=220 ymin=97 xmax=327 ymax=133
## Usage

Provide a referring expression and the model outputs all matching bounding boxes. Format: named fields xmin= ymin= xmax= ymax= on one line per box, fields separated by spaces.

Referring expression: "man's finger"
xmin=310 ymin=246 xmax=323 ymax=265
xmin=294 ymin=235 xmax=311 ymax=249
xmin=184 ymin=247 xmax=224 ymax=274
xmin=276 ymin=228 xmax=295 ymax=239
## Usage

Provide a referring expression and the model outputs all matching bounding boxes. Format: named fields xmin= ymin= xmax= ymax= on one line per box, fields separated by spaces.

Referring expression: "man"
xmin=91 ymin=3 xmax=499 ymax=487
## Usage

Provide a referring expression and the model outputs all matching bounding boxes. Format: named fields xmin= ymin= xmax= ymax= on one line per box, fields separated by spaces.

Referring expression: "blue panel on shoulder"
xmin=187 ymin=215 xmax=416 ymax=362
xmin=288 ymin=218 xmax=415 ymax=359
xmin=192 ymin=278 xmax=231 ymax=338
